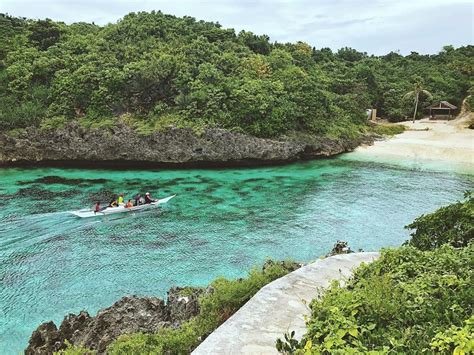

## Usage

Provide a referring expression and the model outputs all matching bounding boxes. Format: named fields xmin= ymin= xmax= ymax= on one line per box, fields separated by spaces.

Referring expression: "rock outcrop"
xmin=26 ymin=289 xmax=206 ymax=354
xmin=0 ymin=123 xmax=373 ymax=168
xmin=326 ymin=240 xmax=354 ymax=256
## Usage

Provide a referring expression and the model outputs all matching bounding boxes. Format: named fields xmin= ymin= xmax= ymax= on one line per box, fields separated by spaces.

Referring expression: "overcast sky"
xmin=1 ymin=0 xmax=472 ymax=55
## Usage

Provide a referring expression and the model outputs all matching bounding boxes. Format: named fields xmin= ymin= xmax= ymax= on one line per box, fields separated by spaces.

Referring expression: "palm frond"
xmin=422 ymin=89 xmax=433 ymax=98
xmin=403 ymin=91 xmax=415 ymax=99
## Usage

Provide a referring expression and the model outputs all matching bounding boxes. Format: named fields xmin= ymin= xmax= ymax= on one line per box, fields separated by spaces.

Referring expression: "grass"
xmin=368 ymin=123 xmax=406 ymax=136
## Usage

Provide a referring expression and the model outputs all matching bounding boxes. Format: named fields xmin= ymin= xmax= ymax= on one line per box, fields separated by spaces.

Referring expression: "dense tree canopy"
xmin=0 ymin=12 xmax=472 ymax=137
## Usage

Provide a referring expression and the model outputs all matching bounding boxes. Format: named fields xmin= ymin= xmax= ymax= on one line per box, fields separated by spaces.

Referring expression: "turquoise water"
xmin=0 ymin=158 xmax=472 ymax=353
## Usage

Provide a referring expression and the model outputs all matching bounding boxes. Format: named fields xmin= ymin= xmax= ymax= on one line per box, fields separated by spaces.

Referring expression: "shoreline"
xmin=346 ymin=115 xmax=474 ymax=173
xmin=0 ymin=125 xmax=373 ymax=170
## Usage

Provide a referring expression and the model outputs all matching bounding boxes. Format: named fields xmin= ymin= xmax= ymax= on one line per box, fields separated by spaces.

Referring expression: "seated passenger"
xmin=109 ymin=196 xmax=118 ymax=207
xmin=144 ymin=192 xmax=156 ymax=204
xmin=133 ymin=194 xmax=141 ymax=206
xmin=125 ymin=199 xmax=133 ymax=208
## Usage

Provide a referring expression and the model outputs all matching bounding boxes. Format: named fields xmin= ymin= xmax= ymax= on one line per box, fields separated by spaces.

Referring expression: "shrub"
xmin=79 ymin=117 xmax=115 ymax=130
xmin=40 ymin=116 xmax=68 ymax=130
xmin=278 ymin=244 xmax=473 ymax=353
xmin=405 ymin=192 xmax=473 ymax=250
xmin=430 ymin=316 xmax=474 ymax=354
xmin=369 ymin=124 xmax=405 ymax=136
xmin=54 ymin=340 xmax=95 ymax=354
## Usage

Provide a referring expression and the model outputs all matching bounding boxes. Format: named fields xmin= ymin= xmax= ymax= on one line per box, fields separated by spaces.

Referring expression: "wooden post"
xmin=371 ymin=108 xmax=377 ymax=121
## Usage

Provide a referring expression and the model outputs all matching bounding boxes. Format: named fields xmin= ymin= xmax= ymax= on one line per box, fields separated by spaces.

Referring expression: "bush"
xmin=108 ymin=260 xmax=296 ymax=354
xmin=79 ymin=117 xmax=115 ymax=130
xmin=369 ymin=124 xmax=405 ymax=136
xmin=54 ymin=340 xmax=95 ymax=354
xmin=277 ymin=244 xmax=473 ymax=353
xmin=405 ymin=192 xmax=473 ymax=250
xmin=40 ymin=116 xmax=68 ymax=130
xmin=430 ymin=316 xmax=474 ymax=354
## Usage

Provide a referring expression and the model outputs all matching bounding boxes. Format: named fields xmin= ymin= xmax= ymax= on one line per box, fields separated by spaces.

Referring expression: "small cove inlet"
xmin=0 ymin=158 xmax=472 ymax=353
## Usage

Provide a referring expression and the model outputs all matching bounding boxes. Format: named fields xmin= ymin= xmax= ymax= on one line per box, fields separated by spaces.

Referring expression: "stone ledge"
xmin=192 ymin=252 xmax=380 ymax=355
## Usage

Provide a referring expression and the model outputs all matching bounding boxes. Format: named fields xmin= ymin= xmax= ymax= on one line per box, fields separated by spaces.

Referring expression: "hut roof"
xmin=429 ymin=101 xmax=457 ymax=109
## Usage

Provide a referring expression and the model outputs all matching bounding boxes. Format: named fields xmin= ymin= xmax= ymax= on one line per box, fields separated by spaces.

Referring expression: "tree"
xmin=404 ymin=77 xmax=433 ymax=123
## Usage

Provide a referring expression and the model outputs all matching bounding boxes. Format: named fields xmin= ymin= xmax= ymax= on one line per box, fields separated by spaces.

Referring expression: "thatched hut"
xmin=428 ymin=101 xmax=457 ymax=119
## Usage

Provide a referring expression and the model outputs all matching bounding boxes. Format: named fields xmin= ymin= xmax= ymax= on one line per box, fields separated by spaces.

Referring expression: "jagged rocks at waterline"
xmin=0 ymin=123 xmax=373 ymax=168
xmin=326 ymin=240 xmax=354 ymax=256
xmin=26 ymin=288 xmax=207 ymax=354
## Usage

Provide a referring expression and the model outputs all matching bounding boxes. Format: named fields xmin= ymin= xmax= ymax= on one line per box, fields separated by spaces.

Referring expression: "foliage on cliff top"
xmin=0 ymin=12 xmax=472 ymax=137
xmin=277 ymin=195 xmax=474 ymax=354
xmin=405 ymin=192 xmax=473 ymax=250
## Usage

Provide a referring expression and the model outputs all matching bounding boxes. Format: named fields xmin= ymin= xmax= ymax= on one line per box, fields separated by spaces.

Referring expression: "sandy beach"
xmin=348 ymin=114 xmax=474 ymax=172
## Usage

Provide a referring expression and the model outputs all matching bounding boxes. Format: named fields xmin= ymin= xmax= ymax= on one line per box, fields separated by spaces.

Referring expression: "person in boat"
xmin=125 ymin=199 xmax=133 ymax=208
xmin=118 ymin=193 xmax=124 ymax=205
xmin=144 ymin=192 xmax=156 ymax=204
xmin=133 ymin=194 xmax=142 ymax=206
xmin=109 ymin=195 xmax=118 ymax=208
xmin=94 ymin=201 xmax=101 ymax=213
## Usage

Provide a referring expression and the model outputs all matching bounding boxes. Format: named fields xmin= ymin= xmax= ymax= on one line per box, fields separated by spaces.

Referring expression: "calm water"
xmin=0 ymin=158 xmax=472 ymax=353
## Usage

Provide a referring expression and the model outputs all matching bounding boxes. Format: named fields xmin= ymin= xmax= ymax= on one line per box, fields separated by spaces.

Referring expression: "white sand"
xmin=348 ymin=114 xmax=474 ymax=173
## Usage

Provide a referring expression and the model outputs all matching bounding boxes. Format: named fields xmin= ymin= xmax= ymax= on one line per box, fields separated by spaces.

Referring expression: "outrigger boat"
xmin=70 ymin=195 xmax=176 ymax=218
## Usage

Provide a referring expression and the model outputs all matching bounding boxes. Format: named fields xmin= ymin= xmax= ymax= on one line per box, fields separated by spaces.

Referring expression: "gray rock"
xmin=26 ymin=321 xmax=62 ymax=355
xmin=26 ymin=296 xmax=170 ymax=354
xmin=167 ymin=286 xmax=208 ymax=326
xmin=0 ymin=124 xmax=373 ymax=167
xmin=326 ymin=240 xmax=354 ymax=256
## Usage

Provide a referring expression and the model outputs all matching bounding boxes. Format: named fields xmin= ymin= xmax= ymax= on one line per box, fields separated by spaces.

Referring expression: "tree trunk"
xmin=413 ymin=92 xmax=419 ymax=123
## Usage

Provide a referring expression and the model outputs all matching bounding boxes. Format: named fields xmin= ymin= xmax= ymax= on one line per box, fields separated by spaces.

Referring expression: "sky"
xmin=1 ymin=0 xmax=473 ymax=55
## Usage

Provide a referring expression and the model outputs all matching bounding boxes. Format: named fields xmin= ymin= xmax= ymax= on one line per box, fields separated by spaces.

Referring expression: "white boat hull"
xmin=70 ymin=195 xmax=176 ymax=218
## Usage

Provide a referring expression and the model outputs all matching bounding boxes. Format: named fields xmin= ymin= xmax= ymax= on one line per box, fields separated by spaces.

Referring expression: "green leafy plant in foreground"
xmin=278 ymin=244 xmax=473 ymax=354
xmin=430 ymin=316 xmax=474 ymax=354
xmin=405 ymin=192 xmax=473 ymax=250
xmin=277 ymin=195 xmax=474 ymax=354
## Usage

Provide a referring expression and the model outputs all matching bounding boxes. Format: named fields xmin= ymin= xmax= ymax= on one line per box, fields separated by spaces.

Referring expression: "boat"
xmin=70 ymin=195 xmax=176 ymax=218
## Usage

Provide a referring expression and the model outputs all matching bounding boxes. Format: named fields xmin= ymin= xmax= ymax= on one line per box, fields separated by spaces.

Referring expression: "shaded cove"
xmin=0 ymin=158 xmax=472 ymax=353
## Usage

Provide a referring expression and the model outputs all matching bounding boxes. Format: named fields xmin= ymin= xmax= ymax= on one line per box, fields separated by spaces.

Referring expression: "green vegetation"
xmin=106 ymin=260 xmax=295 ymax=353
xmin=405 ymin=192 xmax=473 ymax=251
xmin=403 ymin=76 xmax=433 ymax=123
xmin=54 ymin=341 xmax=95 ymax=355
xmin=277 ymin=194 xmax=474 ymax=354
xmin=0 ymin=12 xmax=472 ymax=137
xmin=54 ymin=261 xmax=295 ymax=354
xmin=367 ymin=124 xmax=406 ymax=136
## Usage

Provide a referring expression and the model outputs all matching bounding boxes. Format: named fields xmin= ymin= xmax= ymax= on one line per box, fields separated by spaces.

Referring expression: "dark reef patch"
xmin=242 ymin=178 xmax=267 ymax=183
xmin=17 ymin=176 xmax=109 ymax=186
xmin=12 ymin=186 xmax=81 ymax=200
xmin=85 ymin=190 xmax=116 ymax=203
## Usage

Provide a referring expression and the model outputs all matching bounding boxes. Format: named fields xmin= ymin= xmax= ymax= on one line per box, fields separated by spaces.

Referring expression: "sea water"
xmin=0 ymin=158 xmax=472 ymax=353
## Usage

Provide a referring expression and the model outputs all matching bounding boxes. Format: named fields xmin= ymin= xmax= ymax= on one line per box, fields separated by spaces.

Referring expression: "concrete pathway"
xmin=193 ymin=252 xmax=380 ymax=355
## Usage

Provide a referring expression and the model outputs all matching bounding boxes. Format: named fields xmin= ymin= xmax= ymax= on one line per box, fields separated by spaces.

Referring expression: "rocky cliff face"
xmin=0 ymin=124 xmax=373 ymax=168
xmin=25 ymin=287 xmax=207 ymax=354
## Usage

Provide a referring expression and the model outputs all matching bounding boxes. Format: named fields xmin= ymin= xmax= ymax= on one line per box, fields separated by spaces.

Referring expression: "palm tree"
xmin=404 ymin=79 xmax=432 ymax=123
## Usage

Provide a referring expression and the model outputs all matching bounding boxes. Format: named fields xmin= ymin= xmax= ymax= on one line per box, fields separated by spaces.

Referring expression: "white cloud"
xmin=1 ymin=0 xmax=472 ymax=54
